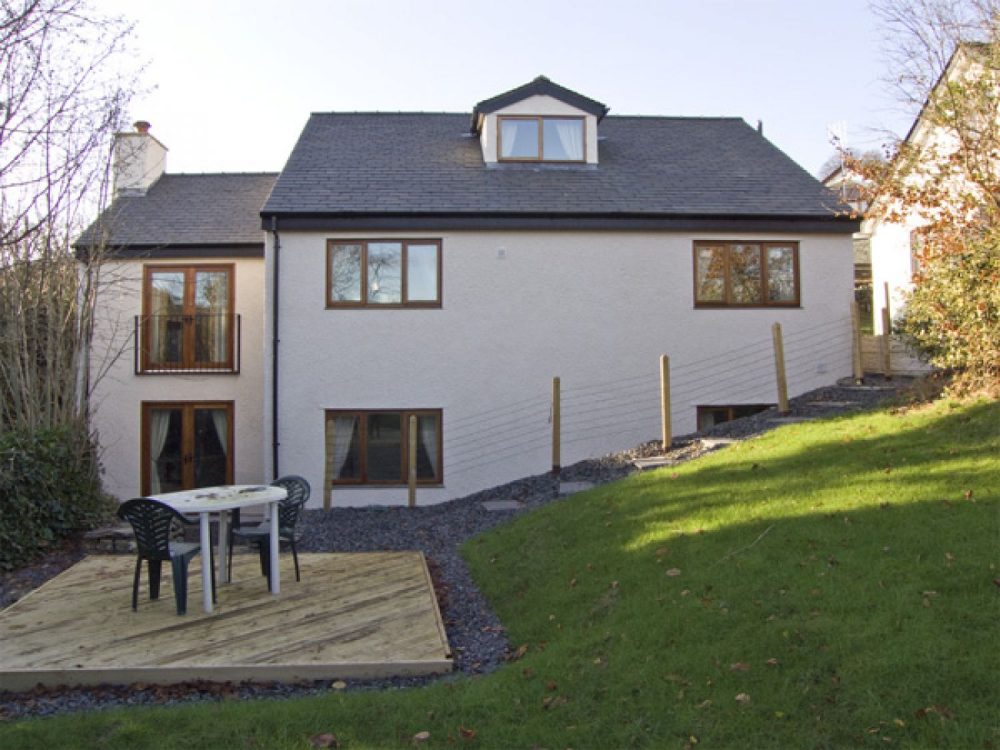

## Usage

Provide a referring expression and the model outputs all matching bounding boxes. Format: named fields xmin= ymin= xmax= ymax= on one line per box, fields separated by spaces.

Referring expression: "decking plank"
xmin=0 ymin=552 xmax=451 ymax=689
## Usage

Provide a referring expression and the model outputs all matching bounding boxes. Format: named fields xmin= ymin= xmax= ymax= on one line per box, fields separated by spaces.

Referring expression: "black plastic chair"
xmin=117 ymin=497 xmax=215 ymax=616
xmin=228 ymin=476 xmax=309 ymax=587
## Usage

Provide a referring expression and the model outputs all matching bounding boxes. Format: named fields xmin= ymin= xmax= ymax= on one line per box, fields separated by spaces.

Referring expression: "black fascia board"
xmin=260 ymin=212 xmax=859 ymax=234
xmin=471 ymin=76 xmax=610 ymax=132
xmin=74 ymin=242 xmax=264 ymax=261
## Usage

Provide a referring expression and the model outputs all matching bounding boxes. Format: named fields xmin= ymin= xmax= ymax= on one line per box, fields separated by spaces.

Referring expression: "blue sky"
xmin=98 ymin=0 xmax=915 ymax=176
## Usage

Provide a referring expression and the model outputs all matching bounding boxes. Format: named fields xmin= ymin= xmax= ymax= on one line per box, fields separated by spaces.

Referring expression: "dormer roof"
xmin=471 ymin=76 xmax=610 ymax=133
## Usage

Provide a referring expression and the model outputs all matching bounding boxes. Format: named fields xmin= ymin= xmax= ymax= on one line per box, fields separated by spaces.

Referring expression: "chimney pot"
xmin=134 ymin=120 xmax=151 ymax=134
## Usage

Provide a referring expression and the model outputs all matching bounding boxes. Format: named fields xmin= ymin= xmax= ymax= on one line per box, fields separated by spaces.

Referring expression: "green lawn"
xmin=2 ymin=398 xmax=998 ymax=749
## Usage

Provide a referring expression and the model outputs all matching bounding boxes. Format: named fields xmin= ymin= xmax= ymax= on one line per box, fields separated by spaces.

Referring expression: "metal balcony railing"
xmin=134 ymin=313 xmax=240 ymax=374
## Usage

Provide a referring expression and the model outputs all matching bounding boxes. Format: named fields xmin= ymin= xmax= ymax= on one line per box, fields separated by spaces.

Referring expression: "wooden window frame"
xmin=141 ymin=264 xmax=236 ymax=371
xmin=140 ymin=400 xmax=235 ymax=496
xmin=325 ymin=239 xmax=442 ymax=309
xmin=325 ymin=408 xmax=443 ymax=486
xmin=497 ymin=115 xmax=586 ymax=163
xmin=692 ymin=241 xmax=801 ymax=308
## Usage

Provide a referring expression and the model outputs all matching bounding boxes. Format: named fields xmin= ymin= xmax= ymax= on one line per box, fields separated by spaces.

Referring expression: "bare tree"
xmin=0 ymin=0 xmax=138 ymax=433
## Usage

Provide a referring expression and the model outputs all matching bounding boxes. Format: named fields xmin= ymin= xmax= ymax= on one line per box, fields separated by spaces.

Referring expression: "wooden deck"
xmin=0 ymin=552 xmax=452 ymax=691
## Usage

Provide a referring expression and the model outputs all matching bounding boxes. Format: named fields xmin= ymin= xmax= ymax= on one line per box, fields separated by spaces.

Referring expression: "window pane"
xmin=367 ymin=242 xmax=402 ymax=304
xmin=367 ymin=413 xmax=402 ymax=480
xmin=149 ymin=407 xmax=183 ymax=494
xmin=194 ymin=271 xmax=229 ymax=363
xmin=331 ymin=415 xmax=360 ymax=480
xmin=695 ymin=246 xmax=726 ymax=302
xmin=767 ymin=246 xmax=797 ymax=302
xmin=330 ymin=244 xmax=363 ymax=302
xmin=149 ymin=271 xmax=185 ymax=364
xmin=500 ymin=119 xmax=538 ymax=159
xmin=415 ymin=413 xmax=440 ymax=480
xmin=193 ymin=408 xmax=228 ymax=487
xmin=543 ymin=119 xmax=583 ymax=161
xmin=730 ymin=244 xmax=762 ymax=303
xmin=407 ymin=244 xmax=438 ymax=302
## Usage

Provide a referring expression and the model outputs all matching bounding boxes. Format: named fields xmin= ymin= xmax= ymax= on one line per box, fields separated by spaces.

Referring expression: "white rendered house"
xmin=80 ymin=77 xmax=857 ymax=508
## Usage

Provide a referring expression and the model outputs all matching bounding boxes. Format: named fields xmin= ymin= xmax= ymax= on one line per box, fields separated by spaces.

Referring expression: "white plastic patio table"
xmin=149 ymin=484 xmax=287 ymax=613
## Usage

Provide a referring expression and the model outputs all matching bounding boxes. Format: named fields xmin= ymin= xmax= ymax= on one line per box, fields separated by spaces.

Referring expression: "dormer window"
xmin=498 ymin=116 xmax=585 ymax=162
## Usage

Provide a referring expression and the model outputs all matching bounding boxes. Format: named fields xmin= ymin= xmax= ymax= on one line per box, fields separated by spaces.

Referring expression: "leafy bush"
xmin=0 ymin=426 xmax=115 ymax=570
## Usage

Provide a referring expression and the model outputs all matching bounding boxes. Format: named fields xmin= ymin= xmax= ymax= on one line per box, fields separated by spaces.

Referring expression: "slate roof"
xmin=471 ymin=76 xmax=610 ymax=129
xmin=77 ymin=173 xmax=277 ymax=248
xmin=262 ymin=113 xmax=851 ymax=225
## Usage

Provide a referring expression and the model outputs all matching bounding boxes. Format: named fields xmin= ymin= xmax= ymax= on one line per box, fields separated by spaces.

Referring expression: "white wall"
xmin=267 ymin=230 xmax=854 ymax=508
xmin=89 ymin=257 xmax=266 ymax=501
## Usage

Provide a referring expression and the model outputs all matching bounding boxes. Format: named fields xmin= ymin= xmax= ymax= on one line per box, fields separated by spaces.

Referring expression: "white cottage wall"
xmin=267 ymin=231 xmax=853 ymax=508
xmin=89 ymin=258 xmax=266 ymax=501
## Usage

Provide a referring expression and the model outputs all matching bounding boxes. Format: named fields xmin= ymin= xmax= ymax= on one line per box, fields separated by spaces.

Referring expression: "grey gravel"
xmin=0 ymin=375 xmax=913 ymax=720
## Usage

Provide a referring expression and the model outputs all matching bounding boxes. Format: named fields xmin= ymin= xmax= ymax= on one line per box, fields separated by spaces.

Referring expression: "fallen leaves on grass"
xmin=309 ymin=733 xmax=340 ymax=748
xmin=729 ymin=662 xmax=751 ymax=672
xmin=412 ymin=730 xmax=431 ymax=743
xmin=507 ymin=644 xmax=529 ymax=662
xmin=735 ymin=693 xmax=751 ymax=705
xmin=666 ymin=568 xmax=682 ymax=577
xmin=459 ymin=726 xmax=477 ymax=740
xmin=915 ymin=704 xmax=955 ymax=720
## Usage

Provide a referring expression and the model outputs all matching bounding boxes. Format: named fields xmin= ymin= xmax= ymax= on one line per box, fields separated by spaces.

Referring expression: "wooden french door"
xmin=141 ymin=401 xmax=234 ymax=495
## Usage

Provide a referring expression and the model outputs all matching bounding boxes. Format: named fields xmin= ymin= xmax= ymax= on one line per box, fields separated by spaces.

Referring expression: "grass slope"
xmin=2 ymin=399 xmax=998 ymax=749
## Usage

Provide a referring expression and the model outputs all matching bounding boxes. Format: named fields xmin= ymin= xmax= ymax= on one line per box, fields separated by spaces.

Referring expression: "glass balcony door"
xmin=143 ymin=265 xmax=234 ymax=371
xmin=142 ymin=402 xmax=233 ymax=495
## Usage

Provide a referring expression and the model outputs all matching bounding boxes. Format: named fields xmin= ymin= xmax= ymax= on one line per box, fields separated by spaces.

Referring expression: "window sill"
xmin=137 ymin=368 xmax=240 ymax=376
xmin=693 ymin=304 xmax=803 ymax=310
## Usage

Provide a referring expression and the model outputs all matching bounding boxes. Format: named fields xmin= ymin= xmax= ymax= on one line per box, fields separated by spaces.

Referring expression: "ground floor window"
xmin=697 ymin=404 xmax=772 ymax=432
xmin=325 ymin=409 xmax=442 ymax=485
xmin=142 ymin=401 xmax=234 ymax=495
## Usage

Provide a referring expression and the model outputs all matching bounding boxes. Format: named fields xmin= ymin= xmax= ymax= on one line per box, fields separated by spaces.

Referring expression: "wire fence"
xmin=440 ymin=313 xmax=856 ymax=482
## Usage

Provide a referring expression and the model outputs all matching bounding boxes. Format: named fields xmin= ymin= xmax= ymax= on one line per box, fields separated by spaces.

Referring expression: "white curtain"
xmin=211 ymin=409 xmax=228 ymax=460
xmin=148 ymin=410 xmax=172 ymax=494
xmin=554 ymin=120 xmax=583 ymax=160
xmin=418 ymin=415 xmax=438 ymax=477
xmin=208 ymin=313 xmax=227 ymax=363
xmin=330 ymin=416 xmax=357 ymax=478
xmin=500 ymin=120 xmax=520 ymax=158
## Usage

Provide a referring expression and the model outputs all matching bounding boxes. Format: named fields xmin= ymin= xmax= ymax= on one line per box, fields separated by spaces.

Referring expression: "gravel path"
xmin=0 ymin=376 xmax=912 ymax=720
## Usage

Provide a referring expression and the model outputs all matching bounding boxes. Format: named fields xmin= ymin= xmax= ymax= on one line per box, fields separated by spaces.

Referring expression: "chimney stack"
xmin=112 ymin=120 xmax=167 ymax=198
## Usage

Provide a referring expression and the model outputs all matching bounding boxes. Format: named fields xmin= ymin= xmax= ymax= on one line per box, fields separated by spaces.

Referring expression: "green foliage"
xmin=0 ymin=426 xmax=114 ymax=570
xmin=899 ymin=229 xmax=1000 ymax=393
xmin=0 ymin=400 xmax=996 ymax=748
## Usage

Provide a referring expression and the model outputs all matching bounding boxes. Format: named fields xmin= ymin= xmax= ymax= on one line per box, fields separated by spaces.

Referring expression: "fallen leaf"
xmin=666 ymin=568 xmax=682 ymax=577
xmin=309 ymin=733 xmax=339 ymax=749
xmin=545 ymin=680 xmax=558 ymax=692
xmin=569 ymin=578 xmax=577 ymax=588
xmin=412 ymin=730 xmax=431 ymax=743
xmin=697 ymin=699 xmax=712 ymax=709
xmin=964 ymin=489 xmax=974 ymax=500
xmin=331 ymin=680 xmax=347 ymax=690
xmin=729 ymin=662 xmax=751 ymax=672
xmin=735 ymin=692 xmax=751 ymax=704
xmin=508 ymin=644 xmax=529 ymax=662
xmin=766 ymin=658 xmax=780 ymax=666
xmin=459 ymin=726 xmax=477 ymax=740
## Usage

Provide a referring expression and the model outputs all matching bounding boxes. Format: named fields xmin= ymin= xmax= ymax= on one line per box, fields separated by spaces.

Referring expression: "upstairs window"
xmin=327 ymin=239 xmax=441 ymax=308
xmin=693 ymin=241 xmax=800 ymax=307
xmin=498 ymin=116 xmax=584 ymax=162
xmin=141 ymin=265 xmax=235 ymax=371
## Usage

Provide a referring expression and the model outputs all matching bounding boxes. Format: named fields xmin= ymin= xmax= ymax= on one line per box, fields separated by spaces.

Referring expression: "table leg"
xmin=199 ymin=512 xmax=213 ymax=613
xmin=218 ymin=510 xmax=230 ymax=584
xmin=269 ymin=501 xmax=280 ymax=594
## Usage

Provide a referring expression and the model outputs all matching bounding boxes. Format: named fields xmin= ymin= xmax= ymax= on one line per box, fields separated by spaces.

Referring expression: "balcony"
xmin=135 ymin=314 xmax=240 ymax=374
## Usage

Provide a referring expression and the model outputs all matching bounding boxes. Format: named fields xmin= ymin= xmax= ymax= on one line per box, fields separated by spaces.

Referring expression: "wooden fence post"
xmin=660 ymin=354 xmax=671 ymax=450
xmin=551 ymin=376 xmax=561 ymax=476
xmin=408 ymin=414 xmax=417 ymax=508
xmin=772 ymin=323 xmax=790 ymax=414
xmin=881 ymin=282 xmax=893 ymax=378
xmin=850 ymin=301 xmax=864 ymax=384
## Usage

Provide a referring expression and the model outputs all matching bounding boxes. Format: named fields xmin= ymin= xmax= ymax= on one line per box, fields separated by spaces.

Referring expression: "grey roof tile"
xmin=263 ymin=113 xmax=849 ymax=219
xmin=78 ymin=173 xmax=277 ymax=248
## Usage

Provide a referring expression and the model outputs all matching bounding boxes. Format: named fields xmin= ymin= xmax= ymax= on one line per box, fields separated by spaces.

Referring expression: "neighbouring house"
xmin=79 ymin=77 xmax=857 ymax=508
